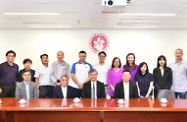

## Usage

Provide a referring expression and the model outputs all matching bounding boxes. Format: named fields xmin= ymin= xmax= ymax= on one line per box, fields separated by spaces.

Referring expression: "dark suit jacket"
xmin=53 ymin=86 xmax=75 ymax=98
xmin=81 ymin=81 xmax=106 ymax=98
xmin=153 ymin=67 xmax=172 ymax=96
xmin=114 ymin=81 xmax=139 ymax=98
xmin=153 ymin=67 xmax=172 ymax=90
xmin=18 ymin=69 xmax=35 ymax=82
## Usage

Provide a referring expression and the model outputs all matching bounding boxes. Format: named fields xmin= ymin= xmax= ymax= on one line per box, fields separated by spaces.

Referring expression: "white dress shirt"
xmin=160 ymin=68 xmax=164 ymax=77
xmin=35 ymin=64 xmax=53 ymax=86
xmin=91 ymin=81 xmax=97 ymax=99
xmin=93 ymin=63 xmax=110 ymax=85
xmin=61 ymin=86 xmax=67 ymax=98
xmin=123 ymin=82 xmax=129 ymax=99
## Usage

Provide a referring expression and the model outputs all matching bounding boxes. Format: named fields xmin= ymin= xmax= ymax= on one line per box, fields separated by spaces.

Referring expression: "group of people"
xmin=0 ymin=48 xmax=186 ymax=99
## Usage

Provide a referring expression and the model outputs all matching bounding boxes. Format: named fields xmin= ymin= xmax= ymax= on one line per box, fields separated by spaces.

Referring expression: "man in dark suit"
xmin=114 ymin=70 xmax=139 ymax=99
xmin=81 ymin=69 xmax=106 ymax=98
xmin=53 ymin=75 xmax=75 ymax=98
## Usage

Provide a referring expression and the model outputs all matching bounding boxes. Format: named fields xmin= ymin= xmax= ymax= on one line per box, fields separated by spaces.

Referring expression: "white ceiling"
xmin=0 ymin=0 xmax=187 ymax=29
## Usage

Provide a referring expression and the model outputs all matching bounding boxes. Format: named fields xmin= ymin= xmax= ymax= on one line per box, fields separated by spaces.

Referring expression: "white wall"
xmin=0 ymin=29 xmax=187 ymax=73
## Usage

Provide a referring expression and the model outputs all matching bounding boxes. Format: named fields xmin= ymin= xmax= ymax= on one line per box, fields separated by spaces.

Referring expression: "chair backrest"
xmin=157 ymin=89 xmax=175 ymax=99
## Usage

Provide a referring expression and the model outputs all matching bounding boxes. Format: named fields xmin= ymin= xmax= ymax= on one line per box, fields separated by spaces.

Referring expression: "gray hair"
xmin=175 ymin=48 xmax=183 ymax=54
xmin=89 ymin=69 xmax=98 ymax=74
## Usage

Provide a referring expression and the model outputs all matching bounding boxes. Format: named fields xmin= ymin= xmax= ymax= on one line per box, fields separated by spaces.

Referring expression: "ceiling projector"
xmin=102 ymin=0 xmax=130 ymax=13
xmin=102 ymin=0 xmax=129 ymax=7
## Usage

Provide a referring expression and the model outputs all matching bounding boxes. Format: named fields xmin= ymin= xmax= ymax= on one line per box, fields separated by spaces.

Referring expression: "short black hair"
xmin=98 ymin=51 xmax=107 ymax=57
xmin=22 ymin=70 xmax=31 ymax=75
xmin=40 ymin=54 xmax=48 ymax=59
xmin=6 ymin=50 xmax=16 ymax=57
xmin=79 ymin=50 xmax=87 ymax=55
xmin=23 ymin=58 xmax=32 ymax=64
xmin=138 ymin=62 xmax=149 ymax=74
xmin=122 ymin=69 xmax=131 ymax=74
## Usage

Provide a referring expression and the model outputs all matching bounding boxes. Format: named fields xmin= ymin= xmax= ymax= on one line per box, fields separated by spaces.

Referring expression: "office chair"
xmin=157 ymin=89 xmax=175 ymax=99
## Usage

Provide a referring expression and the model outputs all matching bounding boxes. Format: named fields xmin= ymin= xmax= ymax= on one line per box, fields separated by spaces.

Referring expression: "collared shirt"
xmin=160 ymin=68 xmax=164 ymax=77
xmin=91 ymin=81 xmax=97 ymax=98
xmin=50 ymin=62 xmax=70 ymax=82
xmin=70 ymin=61 xmax=92 ymax=89
xmin=24 ymin=81 xmax=30 ymax=99
xmin=93 ymin=63 xmax=110 ymax=85
xmin=123 ymin=82 xmax=129 ymax=99
xmin=57 ymin=62 xmax=65 ymax=80
xmin=169 ymin=60 xmax=187 ymax=92
xmin=61 ymin=86 xmax=67 ymax=98
xmin=0 ymin=61 xmax=19 ymax=85
xmin=35 ymin=64 xmax=53 ymax=86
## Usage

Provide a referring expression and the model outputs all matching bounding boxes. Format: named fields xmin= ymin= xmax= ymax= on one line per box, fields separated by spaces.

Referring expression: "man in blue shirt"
xmin=50 ymin=51 xmax=70 ymax=86
xmin=169 ymin=48 xmax=187 ymax=99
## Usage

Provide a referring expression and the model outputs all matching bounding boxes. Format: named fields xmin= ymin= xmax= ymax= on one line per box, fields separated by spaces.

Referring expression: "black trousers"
xmin=154 ymin=89 xmax=158 ymax=98
xmin=74 ymin=88 xmax=82 ymax=98
xmin=0 ymin=85 xmax=16 ymax=98
xmin=39 ymin=86 xmax=54 ymax=98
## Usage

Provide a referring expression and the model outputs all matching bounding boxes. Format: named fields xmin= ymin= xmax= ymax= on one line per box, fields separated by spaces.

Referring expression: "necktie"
xmin=93 ymin=84 xmax=95 ymax=99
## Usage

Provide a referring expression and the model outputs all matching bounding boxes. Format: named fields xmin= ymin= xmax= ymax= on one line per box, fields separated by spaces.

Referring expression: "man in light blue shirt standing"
xmin=35 ymin=54 xmax=54 ymax=98
xmin=50 ymin=51 xmax=70 ymax=86
xmin=169 ymin=48 xmax=187 ymax=99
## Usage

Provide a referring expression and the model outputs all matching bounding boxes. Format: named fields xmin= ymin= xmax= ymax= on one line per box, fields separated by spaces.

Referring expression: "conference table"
xmin=0 ymin=98 xmax=187 ymax=122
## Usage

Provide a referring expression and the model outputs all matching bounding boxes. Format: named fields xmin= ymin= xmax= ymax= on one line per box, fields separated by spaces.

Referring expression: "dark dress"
xmin=136 ymin=73 xmax=154 ymax=97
